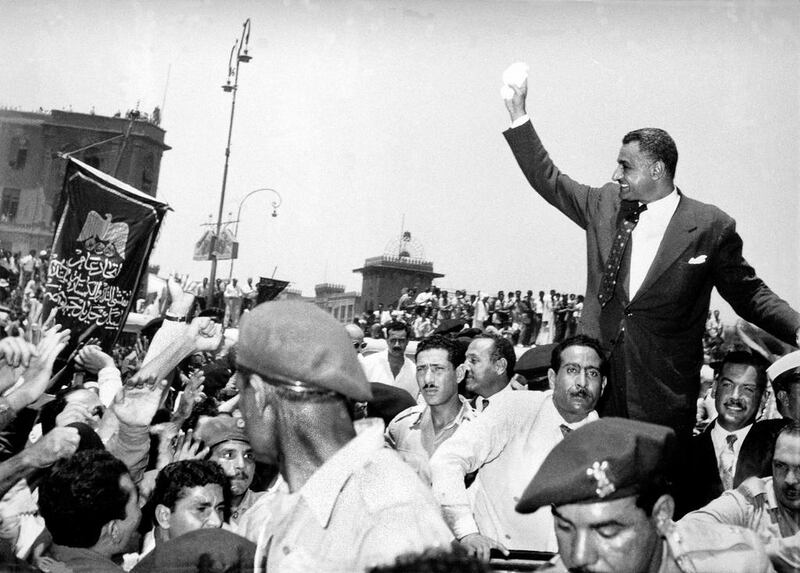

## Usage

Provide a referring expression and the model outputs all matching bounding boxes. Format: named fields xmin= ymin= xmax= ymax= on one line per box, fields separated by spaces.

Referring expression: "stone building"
xmin=0 ymin=107 xmax=169 ymax=253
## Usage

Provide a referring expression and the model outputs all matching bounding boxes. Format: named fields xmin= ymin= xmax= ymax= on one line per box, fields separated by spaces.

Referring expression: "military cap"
xmin=516 ymin=417 xmax=675 ymax=513
xmin=237 ymin=300 xmax=373 ymax=401
xmin=361 ymin=383 xmax=417 ymax=426
xmin=132 ymin=528 xmax=256 ymax=573
xmin=768 ymin=350 xmax=800 ymax=383
xmin=195 ymin=414 xmax=249 ymax=451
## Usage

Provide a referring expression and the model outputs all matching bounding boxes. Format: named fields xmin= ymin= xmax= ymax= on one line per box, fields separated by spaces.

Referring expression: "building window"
xmin=1 ymin=188 xmax=21 ymax=223
xmin=141 ymin=152 xmax=154 ymax=193
xmin=8 ymin=136 xmax=28 ymax=170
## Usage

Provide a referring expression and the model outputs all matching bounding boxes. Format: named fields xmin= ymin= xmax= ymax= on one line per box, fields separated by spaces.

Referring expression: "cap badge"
xmin=586 ymin=460 xmax=616 ymax=498
xmin=236 ymin=418 xmax=246 ymax=429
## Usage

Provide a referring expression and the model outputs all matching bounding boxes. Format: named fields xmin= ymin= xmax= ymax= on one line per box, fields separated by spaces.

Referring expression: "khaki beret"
xmin=195 ymin=415 xmax=249 ymax=451
xmin=516 ymin=418 xmax=676 ymax=514
xmin=237 ymin=300 xmax=373 ymax=401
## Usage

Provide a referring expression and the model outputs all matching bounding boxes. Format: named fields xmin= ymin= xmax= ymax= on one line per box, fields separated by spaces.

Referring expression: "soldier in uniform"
xmin=517 ymin=417 xmax=775 ymax=573
xmin=234 ymin=300 xmax=453 ymax=572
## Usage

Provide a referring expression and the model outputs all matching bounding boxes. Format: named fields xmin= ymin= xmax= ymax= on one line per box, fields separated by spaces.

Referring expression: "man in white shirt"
xmin=386 ymin=335 xmax=475 ymax=483
xmin=430 ymin=334 xmax=607 ymax=561
xmin=503 ymin=72 xmax=800 ymax=439
xmin=362 ymin=321 xmax=418 ymax=399
xmin=464 ymin=333 xmax=516 ymax=412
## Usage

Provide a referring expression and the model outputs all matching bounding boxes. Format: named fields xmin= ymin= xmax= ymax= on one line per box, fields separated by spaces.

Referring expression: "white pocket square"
xmin=688 ymin=255 xmax=707 ymax=265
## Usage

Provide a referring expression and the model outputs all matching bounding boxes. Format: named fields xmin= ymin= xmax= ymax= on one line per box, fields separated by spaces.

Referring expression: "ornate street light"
xmin=228 ymin=188 xmax=282 ymax=279
xmin=208 ymin=18 xmax=253 ymax=307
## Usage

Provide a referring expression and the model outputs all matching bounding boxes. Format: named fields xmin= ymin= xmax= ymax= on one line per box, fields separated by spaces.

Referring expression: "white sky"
xmin=2 ymin=0 xmax=798 ymax=320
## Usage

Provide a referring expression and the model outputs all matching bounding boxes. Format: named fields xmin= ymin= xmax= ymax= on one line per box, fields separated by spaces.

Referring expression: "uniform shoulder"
xmin=387 ymin=404 xmax=425 ymax=430
xmin=670 ymin=520 xmax=772 ymax=573
xmin=357 ymin=449 xmax=436 ymax=514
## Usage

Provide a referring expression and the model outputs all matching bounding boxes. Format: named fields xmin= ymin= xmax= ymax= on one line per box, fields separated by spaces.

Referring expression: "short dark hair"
xmin=718 ymin=350 xmax=769 ymax=393
xmin=551 ymin=335 xmax=609 ymax=378
xmin=39 ymin=450 xmax=130 ymax=548
xmin=622 ymin=128 xmax=678 ymax=179
xmin=772 ymin=421 xmax=800 ymax=462
xmin=385 ymin=320 xmax=412 ymax=339
xmin=152 ymin=460 xmax=231 ymax=520
xmin=475 ymin=333 xmax=515 ymax=379
xmin=416 ymin=334 xmax=466 ymax=367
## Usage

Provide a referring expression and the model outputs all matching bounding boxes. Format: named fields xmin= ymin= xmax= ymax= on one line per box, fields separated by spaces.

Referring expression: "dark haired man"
xmin=518 ymin=418 xmax=773 ymax=573
xmin=681 ymin=422 xmax=800 ymax=572
xmin=679 ymin=351 xmax=785 ymax=515
xmin=235 ymin=301 xmax=452 ymax=572
xmin=503 ymin=77 xmax=800 ymax=439
xmin=431 ymin=335 xmax=606 ymax=560
xmin=38 ymin=449 xmax=140 ymax=572
xmin=386 ymin=335 xmax=475 ymax=482
xmin=151 ymin=460 xmax=230 ymax=545
xmin=362 ymin=320 xmax=418 ymax=399
xmin=463 ymin=333 xmax=517 ymax=412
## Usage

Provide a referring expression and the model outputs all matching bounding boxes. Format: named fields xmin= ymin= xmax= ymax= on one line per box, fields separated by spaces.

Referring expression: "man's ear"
xmin=650 ymin=160 xmax=665 ymax=180
xmin=101 ymin=520 xmax=121 ymax=546
xmin=155 ymin=504 xmax=172 ymax=530
xmin=600 ymin=376 xmax=607 ymax=395
xmin=495 ymin=357 xmax=507 ymax=376
xmin=652 ymin=494 xmax=675 ymax=535
xmin=547 ymin=368 xmax=557 ymax=390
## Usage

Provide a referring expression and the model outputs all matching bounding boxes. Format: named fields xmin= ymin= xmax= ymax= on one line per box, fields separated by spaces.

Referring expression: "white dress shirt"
xmin=710 ymin=420 xmax=752 ymax=479
xmin=362 ymin=350 xmax=419 ymax=399
xmin=629 ymin=189 xmax=680 ymax=297
xmin=430 ymin=390 xmax=598 ymax=551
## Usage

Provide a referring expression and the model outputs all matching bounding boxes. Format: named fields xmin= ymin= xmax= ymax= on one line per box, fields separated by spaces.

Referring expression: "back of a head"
xmin=39 ymin=450 xmax=129 ymax=548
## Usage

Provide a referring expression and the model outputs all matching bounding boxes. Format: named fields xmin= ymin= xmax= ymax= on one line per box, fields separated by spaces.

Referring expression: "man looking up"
xmin=386 ymin=335 xmax=475 ymax=482
xmin=431 ymin=335 xmax=606 ymax=560
xmin=235 ymin=301 xmax=452 ymax=571
xmin=680 ymin=351 xmax=784 ymax=514
xmin=362 ymin=320 xmax=418 ymax=399
xmin=503 ymin=73 xmax=800 ymax=439
xmin=681 ymin=422 xmax=800 ymax=572
xmin=518 ymin=418 xmax=773 ymax=573
xmin=464 ymin=333 xmax=516 ymax=412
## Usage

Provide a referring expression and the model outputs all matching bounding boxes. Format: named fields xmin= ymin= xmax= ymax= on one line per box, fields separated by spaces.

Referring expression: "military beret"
xmin=363 ymin=383 xmax=417 ymax=426
xmin=768 ymin=350 xmax=800 ymax=383
xmin=237 ymin=300 xmax=373 ymax=401
xmin=131 ymin=528 xmax=256 ymax=573
xmin=194 ymin=414 xmax=249 ymax=451
xmin=516 ymin=417 xmax=676 ymax=513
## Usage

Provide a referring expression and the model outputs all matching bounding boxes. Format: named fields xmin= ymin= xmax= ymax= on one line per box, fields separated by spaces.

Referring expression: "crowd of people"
xmin=2 ymin=65 xmax=800 ymax=573
xmin=356 ymin=287 xmax=585 ymax=347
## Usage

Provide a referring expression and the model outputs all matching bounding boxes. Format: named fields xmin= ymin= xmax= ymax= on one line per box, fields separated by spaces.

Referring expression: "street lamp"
xmin=208 ymin=18 xmax=252 ymax=307
xmin=228 ymin=187 xmax=282 ymax=279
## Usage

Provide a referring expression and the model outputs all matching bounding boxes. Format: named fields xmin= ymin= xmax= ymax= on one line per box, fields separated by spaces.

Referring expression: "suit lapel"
xmin=631 ymin=191 xmax=698 ymax=303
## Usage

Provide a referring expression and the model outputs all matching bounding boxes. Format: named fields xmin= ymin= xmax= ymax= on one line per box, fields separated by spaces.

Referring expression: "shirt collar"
xmin=300 ymin=418 xmax=385 ymax=528
xmin=641 ymin=187 xmax=679 ymax=219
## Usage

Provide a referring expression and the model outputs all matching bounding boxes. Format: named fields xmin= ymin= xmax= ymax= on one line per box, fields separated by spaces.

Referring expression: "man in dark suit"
xmin=678 ymin=351 xmax=785 ymax=516
xmin=502 ymin=77 xmax=800 ymax=439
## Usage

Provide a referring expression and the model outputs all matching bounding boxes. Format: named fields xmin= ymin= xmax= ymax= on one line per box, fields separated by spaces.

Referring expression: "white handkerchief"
xmin=503 ymin=62 xmax=529 ymax=87
xmin=688 ymin=255 xmax=707 ymax=265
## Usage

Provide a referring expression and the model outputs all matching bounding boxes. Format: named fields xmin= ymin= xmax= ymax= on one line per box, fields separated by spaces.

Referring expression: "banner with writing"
xmin=43 ymin=157 xmax=170 ymax=352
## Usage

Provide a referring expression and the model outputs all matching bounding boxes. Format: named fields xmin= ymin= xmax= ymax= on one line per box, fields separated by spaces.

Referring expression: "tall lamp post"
xmin=228 ymin=187 xmax=282 ymax=280
xmin=207 ymin=18 xmax=252 ymax=307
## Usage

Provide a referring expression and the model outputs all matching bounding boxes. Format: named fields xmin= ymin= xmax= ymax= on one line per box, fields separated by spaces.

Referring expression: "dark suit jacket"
xmin=677 ymin=418 xmax=787 ymax=517
xmin=504 ymin=122 xmax=800 ymax=435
